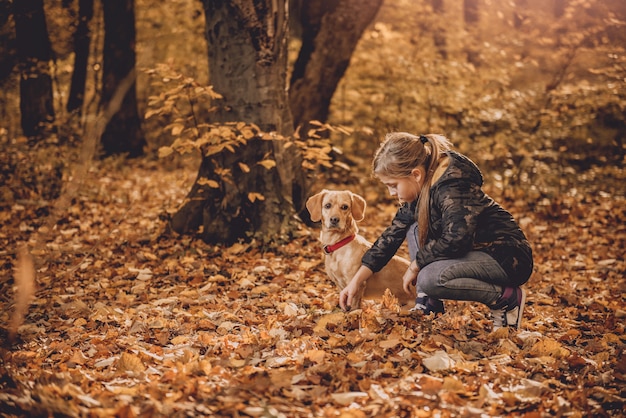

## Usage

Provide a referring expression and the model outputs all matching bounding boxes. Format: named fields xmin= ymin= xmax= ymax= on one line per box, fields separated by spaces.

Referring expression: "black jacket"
xmin=361 ymin=151 xmax=533 ymax=285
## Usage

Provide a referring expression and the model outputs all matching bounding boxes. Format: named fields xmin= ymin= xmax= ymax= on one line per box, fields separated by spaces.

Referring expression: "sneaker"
xmin=410 ymin=293 xmax=445 ymax=315
xmin=491 ymin=287 xmax=526 ymax=331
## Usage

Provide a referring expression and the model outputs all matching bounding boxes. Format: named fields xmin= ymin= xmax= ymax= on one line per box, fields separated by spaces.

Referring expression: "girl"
xmin=339 ymin=132 xmax=533 ymax=330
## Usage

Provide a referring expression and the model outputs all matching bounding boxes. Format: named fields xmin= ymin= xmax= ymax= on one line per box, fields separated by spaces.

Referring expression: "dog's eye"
xmin=341 ymin=204 xmax=349 ymax=211
xmin=324 ymin=203 xmax=331 ymax=209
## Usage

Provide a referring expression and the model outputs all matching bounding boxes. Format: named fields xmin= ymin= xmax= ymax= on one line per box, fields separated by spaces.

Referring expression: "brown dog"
xmin=306 ymin=189 xmax=414 ymax=309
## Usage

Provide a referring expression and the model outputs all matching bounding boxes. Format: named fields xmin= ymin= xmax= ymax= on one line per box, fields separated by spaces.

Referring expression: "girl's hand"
xmin=339 ymin=266 xmax=373 ymax=311
xmin=339 ymin=278 xmax=359 ymax=311
xmin=403 ymin=262 xmax=419 ymax=295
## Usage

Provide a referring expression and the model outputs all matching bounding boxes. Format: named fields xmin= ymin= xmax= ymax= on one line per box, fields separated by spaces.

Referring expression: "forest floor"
xmin=0 ymin=142 xmax=625 ymax=417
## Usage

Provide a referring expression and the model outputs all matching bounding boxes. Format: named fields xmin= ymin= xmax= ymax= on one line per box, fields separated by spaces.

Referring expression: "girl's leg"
xmin=417 ymin=251 xmax=508 ymax=306
xmin=417 ymin=251 xmax=527 ymax=329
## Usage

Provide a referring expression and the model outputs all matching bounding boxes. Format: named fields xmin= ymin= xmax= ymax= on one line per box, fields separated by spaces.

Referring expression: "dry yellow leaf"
xmin=304 ymin=349 xmax=326 ymax=364
xmin=170 ymin=335 xmax=189 ymax=345
xmin=379 ymin=338 xmax=402 ymax=349
xmin=117 ymin=352 xmax=146 ymax=373
xmin=313 ymin=312 xmax=344 ymax=334
xmin=248 ymin=192 xmax=265 ymax=202
xmin=331 ymin=391 xmax=368 ymax=406
xmin=197 ymin=177 xmax=220 ymax=188
xmin=257 ymin=159 xmax=276 ymax=170
xmin=528 ymin=338 xmax=570 ymax=359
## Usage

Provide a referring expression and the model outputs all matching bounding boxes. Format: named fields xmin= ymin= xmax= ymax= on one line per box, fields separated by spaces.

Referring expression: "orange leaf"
xmin=248 ymin=192 xmax=265 ymax=202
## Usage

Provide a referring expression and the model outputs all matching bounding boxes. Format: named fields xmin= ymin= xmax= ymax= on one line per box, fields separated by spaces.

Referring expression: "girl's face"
xmin=377 ymin=169 xmax=424 ymax=203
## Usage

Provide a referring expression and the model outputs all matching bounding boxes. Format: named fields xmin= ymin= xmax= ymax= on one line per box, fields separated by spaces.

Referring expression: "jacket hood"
xmin=437 ymin=150 xmax=484 ymax=187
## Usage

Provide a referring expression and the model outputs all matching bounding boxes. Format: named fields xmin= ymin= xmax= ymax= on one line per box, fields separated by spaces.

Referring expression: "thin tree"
xmin=100 ymin=0 xmax=145 ymax=157
xmin=514 ymin=0 xmax=527 ymax=29
xmin=463 ymin=0 xmax=479 ymax=25
xmin=431 ymin=0 xmax=447 ymax=59
xmin=0 ymin=0 xmax=16 ymax=131
xmin=67 ymin=0 xmax=94 ymax=115
xmin=554 ymin=0 xmax=567 ymax=18
xmin=463 ymin=0 xmax=480 ymax=66
xmin=0 ymin=0 xmax=15 ymax=81
xmin=13 ymin=0 xmax=55 ymax=138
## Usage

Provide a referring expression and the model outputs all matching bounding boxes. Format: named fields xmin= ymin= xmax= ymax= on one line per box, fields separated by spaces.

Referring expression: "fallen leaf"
xmin=422 ymin=350 xmax=455 ymax=371
xmin=116 ymin=352 xmax=145 ymax=373
xmin=331 ymin=391 xmax=368 ymax=406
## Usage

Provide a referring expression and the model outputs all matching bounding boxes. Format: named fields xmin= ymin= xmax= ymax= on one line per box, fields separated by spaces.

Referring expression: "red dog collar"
xmin=323 ymin=234 xmax=356 ymax=254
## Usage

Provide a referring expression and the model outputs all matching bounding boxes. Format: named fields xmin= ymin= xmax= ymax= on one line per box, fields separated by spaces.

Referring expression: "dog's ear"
xmin=350 ymin=192 xmax=366 ymax=222
xmin=305 ymin=190 xmax=326 ymax=222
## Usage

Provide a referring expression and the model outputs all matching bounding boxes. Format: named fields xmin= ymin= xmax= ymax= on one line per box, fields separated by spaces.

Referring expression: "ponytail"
xmin=416 ymin=134 xmax=451 ymax=247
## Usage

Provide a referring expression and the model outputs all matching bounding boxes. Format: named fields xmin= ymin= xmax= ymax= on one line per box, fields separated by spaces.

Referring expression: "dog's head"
xmin=306 ymin=189 xmax=366 ymax=232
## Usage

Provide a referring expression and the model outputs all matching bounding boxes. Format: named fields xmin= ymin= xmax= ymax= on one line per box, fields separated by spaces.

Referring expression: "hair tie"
xmin=419 ymin=135 xmax=428 ymax=144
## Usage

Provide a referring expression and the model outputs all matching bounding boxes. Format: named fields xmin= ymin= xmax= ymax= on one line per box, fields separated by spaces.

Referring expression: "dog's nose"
xmin=330 ymin=217 xmax=339 ymax=225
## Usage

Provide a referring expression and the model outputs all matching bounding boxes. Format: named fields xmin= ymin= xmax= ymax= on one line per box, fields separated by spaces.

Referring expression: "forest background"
xmin=1 ymin=0 xmax=625 ymax=417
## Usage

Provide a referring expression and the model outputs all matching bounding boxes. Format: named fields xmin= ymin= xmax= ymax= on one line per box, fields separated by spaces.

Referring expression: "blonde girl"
xmin=339 ymin=132 xmax=533 ymax=330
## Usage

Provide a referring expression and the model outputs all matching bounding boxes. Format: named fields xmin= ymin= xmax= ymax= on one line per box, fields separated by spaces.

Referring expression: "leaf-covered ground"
xmin=1 ymin=150 xmax=625 ymax=417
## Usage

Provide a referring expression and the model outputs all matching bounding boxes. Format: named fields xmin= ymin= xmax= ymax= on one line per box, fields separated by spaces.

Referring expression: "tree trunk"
xmin=553 ymin=0 xmax=567 ymax=19
xmin=0 ymin=0 xmax=16 ymax=133
xmin=0 ymin=0 xmax=15 ymax=81
xmin=172 ymin=0 xmax=305 ymax=244
xmin=431 ymin=0 xmax=447 ymax=59
xmin=13 ymin=0 xmax=55 ymax=138
xmin=204 ymin=0 xmax=293 ymax=134
xmin=100 ymin=0 xmax=145 ymax=157
xmin=67 ymin=0 xmax=93 ymax=114
xmin=463 ymin=0 xmax=479 ymax=25
xmin=514 ymin=0 xmax=527 ymax=29
xmin=288 ymin=0 xmax=383 ymax=132
xmin=463 ymin=0 xmax=480 ymax=66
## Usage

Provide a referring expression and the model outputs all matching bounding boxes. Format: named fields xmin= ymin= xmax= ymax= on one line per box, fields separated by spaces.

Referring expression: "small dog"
xmin=306 ymin=189 xmax=414 ymax=309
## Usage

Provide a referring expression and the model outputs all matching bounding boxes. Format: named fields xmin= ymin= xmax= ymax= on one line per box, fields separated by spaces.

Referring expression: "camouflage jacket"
xmin=361 ymin=150 xmax=533 ymax=285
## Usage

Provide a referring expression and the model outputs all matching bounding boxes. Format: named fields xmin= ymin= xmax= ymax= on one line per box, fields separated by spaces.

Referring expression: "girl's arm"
xmin=402 ymin=260 xmax=419 ymax=294
xmin=361 ymin=201 xmax=415 ymax=272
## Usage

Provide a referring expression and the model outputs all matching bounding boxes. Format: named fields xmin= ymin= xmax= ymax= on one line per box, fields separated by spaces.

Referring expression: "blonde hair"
xmin=372 ymin=132 xmax=452 ymax=247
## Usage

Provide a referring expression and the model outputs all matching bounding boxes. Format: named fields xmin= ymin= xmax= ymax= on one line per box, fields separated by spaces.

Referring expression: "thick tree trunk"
xmin=172 ymin=0 xmax=305 ymax=244
xmin=100 ymin=0 xmax=145 ymax=157
xmin=67 ymin=0 xmax=93 ymax=114
xmin=172 ymin=131 xmax=298 ymax=245
xmin=204 ymin=0 xmax=293 ymax=134
xmin=13 ymin=0 xmax=55 ymax=138
xmin=289 ymin=0 xmax=383 ymax=132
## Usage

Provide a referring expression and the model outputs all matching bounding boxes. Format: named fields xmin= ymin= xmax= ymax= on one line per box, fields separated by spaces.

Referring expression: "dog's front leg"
xmin=326 ymin=269 xmax=362 ymax=310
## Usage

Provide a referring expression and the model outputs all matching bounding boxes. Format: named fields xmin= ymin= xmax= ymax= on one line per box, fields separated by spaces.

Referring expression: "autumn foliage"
xmin=1 ymin=0 xmax=625 ymax=416
xmin=1 ymin=144 xmax=624 ymax=416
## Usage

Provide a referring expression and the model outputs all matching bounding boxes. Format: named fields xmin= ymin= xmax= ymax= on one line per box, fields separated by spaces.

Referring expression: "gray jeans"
xmin=407 ymin=223 xmax=506 ymax=307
